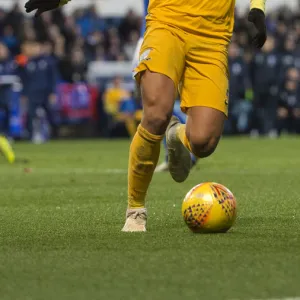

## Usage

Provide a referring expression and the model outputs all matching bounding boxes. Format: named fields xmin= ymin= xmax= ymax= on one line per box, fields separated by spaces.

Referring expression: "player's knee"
xmin=142 ymin=94 xmax=173 ymax=135
xmin=189 ymin=132 xmax=220 ymax=158
xmin=143 ymin=111 xmax=172 ymax=135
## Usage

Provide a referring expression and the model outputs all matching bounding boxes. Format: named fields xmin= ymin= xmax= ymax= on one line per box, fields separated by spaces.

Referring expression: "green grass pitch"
xmin=0 ymin=137 xmax=300 ymax=300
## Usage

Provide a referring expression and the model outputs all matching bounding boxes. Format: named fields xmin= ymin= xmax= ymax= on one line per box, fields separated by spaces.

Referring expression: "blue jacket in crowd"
xmin=18 ymin=55 xmax=58 ymax=98
xmin=251 ymin=51 xmax=281 ymax=96
xmin=229 ymin=56 xmax=248 ymax=103
xmin=0 ymin=58 xmax=16 ymax=101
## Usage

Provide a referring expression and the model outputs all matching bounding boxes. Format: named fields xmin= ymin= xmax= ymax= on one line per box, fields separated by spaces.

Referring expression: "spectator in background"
xmin=0 ymin=9 xmax=6 ymax=37
xmin=277 ymin=67 xmax=300 ymax=134
xmin=106 ymin=27 xmax=122 ymax=61
xmin=279 ymin=34 xmax=299 ymax=78
xmin=295 ymin=19 xmax=300 ymax=51
xmin=17 ymin=40 xmax=58 ymax=139
xmin=0 ymin=42 xmax=16 ymax=136
xmin=94 ymin=45 xmax=106 ymax=61
xmin=274 ymin=17 xmax=288 ymax=51
xmin=52 ymin=10 xmax=65 ymax=32
xmin=106 ymin=44 xmax=122 ymax=61
xmin=60 ymin=15 xmax=78 ymax=54
xmin=21 ymin=19 xmax=37 ymax=41
xmin=119 ymin=91 xmax=141 ymax=137
xmin=59 ymin=48 xmax=87 ymax=83
xmin=118 ymin=10 xmax=140 ymax=43
xmin=103 ymin=76 xmax=129 ymax=136
xmin=4 ymin=3 xmax=23 ymax=36
xmin=1 ymin=25 xmax=19 ymax=55
xmin=250 ymin=35 xmax=281 ymax=137
xmin=75 ymin=5 xmax=106 ymax=38
xmin=85 ymin=30 xmax=104 ymax=62
xmin=33 ymin=12 xmax=52 ymax=42
xmin=104 ymin=76 xmax=128 ymax=116
xmin=226 ymin=41 xmax=251 ymax=134
xmin=123 ymin=31 xmax=140 ymax=60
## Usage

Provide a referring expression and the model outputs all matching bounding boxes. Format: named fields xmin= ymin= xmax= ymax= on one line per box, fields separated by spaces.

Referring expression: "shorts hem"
xmin=133 ymin=63 xmax=178 ymax=88
xmin=181 ymin=104 xmax=228 ymax=117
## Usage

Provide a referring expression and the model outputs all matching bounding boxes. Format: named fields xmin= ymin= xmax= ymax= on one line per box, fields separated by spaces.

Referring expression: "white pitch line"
xmin=23 ymin=168 xmax=300 ymax=175
xmin=230 ymin=297 xmax=300 ymax=300
xmin=1 ymin=167 xmax=300 ymax=176
xmin=252 ymin=298 xmax=300 ymax=300
xmin=1 ymin=168 xmax=128 ymax=175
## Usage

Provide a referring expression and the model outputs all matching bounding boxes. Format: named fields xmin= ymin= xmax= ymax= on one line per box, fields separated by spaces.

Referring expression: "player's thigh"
xmin=181 ymin=43 xmax=229 ymax=156
xmin=180 ymin=42 xmax=229 ymax=116
xmin=134 ymin=22 xmax=186 ymax=89
xmin=135 ymin=23 xmax=186 ymax=134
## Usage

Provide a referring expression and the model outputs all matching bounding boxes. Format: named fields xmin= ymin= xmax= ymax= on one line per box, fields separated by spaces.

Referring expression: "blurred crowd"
xmin=0 ymin=4 xmax=300 ymax=140
xmin=0 ymin=4 xmax=141 ymax=140
xmin=0 ymin=4 xmax=141 ymax=62
xmin=228 ymin=8 xmax=300 ymax=136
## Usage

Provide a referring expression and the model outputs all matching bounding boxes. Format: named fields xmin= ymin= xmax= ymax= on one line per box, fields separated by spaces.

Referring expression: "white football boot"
xmin=121 ymin=208 xmax=147 ymax=232
xmin=166 ymin=116 xmax=192 ymax=183
xmin=154 ymin=161 xmax=168 ymax=172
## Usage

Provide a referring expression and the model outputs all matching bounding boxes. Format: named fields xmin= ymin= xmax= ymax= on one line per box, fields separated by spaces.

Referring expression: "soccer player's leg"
xmin=0 ymin=91 xmax=15 ymax=163
xmin=156 ymin=101 xmax=198 ymax=173
xmin=0 ymin=135 xmax=15 ymax=163
xmin=122 ymin=24 xmax=185 ymax=232
xmin=184 ymin=107 xmax=226 ymax=157
xmin=166 ymin=114 xmax=193 ymax=182
xmin=166 ymin=41 xmax=229 ymax=182
xmin=172 ymin=101 xmax=198 ymax=167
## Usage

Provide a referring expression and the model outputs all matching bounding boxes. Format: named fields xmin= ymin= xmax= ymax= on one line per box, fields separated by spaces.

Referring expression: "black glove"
xmin=248 ymin=8 xmax=267 ymax=49
xmin=25 ymin=0 xmax=61 ymax=17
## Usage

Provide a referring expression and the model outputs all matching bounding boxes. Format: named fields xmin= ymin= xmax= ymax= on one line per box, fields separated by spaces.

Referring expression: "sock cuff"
xmin=176 ymin=124 xmax=185 ymax=138
xmin=137 ymin=125 xmax=164 ymax=143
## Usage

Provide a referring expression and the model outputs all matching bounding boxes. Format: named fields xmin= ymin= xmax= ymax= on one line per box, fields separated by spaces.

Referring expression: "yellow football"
xmin=182 ymin=182 xmax=237 ymax=233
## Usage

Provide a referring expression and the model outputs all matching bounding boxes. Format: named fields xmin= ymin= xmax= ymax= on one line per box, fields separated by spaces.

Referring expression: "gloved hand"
xmin=25 ymin=0 xmax=66 ymax=17
xmin=248 ymin=8 xmax=267 ymax=48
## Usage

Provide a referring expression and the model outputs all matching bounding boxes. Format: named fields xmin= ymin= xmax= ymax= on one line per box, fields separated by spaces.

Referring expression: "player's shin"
xmin=128 ymin=124 xmax=163 ymax=208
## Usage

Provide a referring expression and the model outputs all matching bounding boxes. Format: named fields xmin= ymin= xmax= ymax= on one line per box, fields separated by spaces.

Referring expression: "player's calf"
xmin=185 ymin=106 xmax=226 ymax=158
